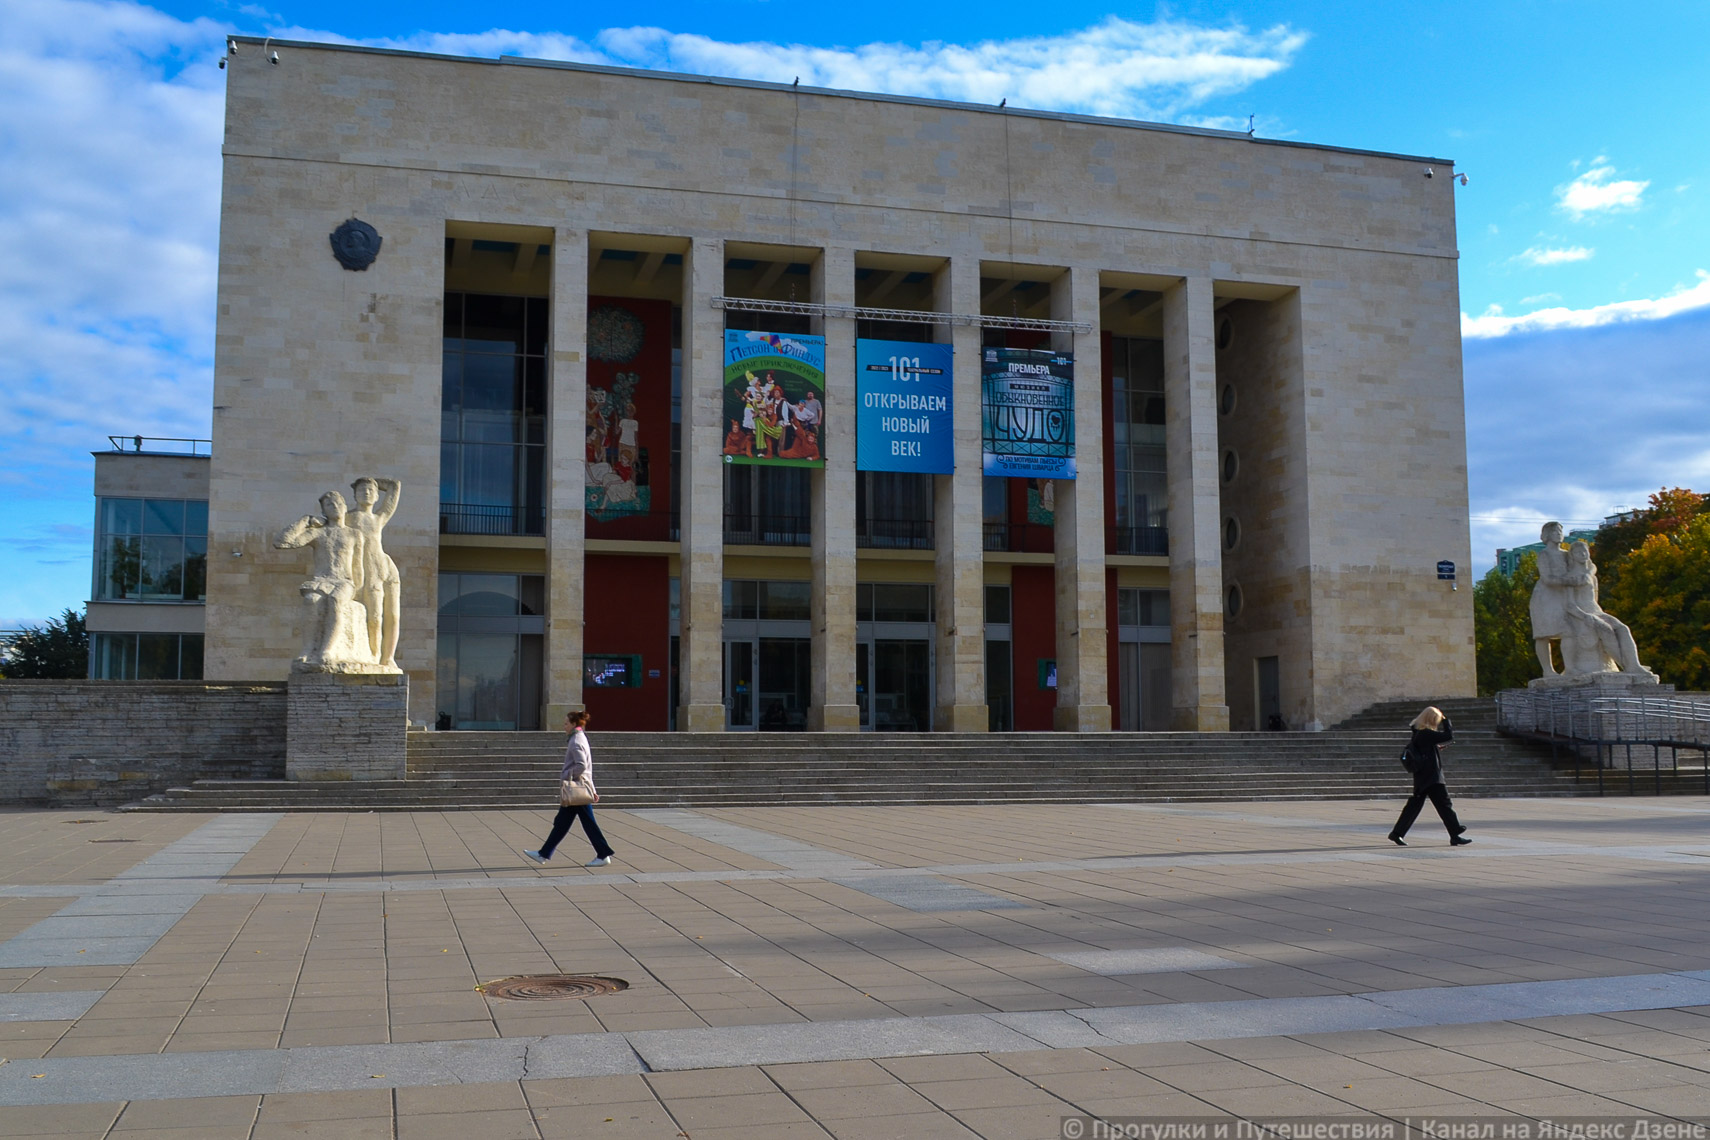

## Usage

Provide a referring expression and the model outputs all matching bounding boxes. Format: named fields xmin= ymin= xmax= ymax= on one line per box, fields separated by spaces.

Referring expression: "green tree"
xmin=1600 ymin=514 xmax=1710 ymax=690
xmin=0 ymin=608 xmax=89 ymax=679
xmin=1473 ymin=551 xmax=1543 ymax=695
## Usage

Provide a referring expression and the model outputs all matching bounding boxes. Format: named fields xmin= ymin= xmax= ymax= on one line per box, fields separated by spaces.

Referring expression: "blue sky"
xmin=3 ymin=0 xmax=1708 ymax=625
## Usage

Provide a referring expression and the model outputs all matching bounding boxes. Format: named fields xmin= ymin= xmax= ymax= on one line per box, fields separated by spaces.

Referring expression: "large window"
xmin=1110 ymin=337 xmax=1168 ymax=555
xmin=724 ymin=465 xmax=811 ymax=545
xmin=91 ymin=633 xmax=204 ymax=679
xmin=95 ymin=498 xmax=207 ymax=602
xmin=857 ymin=472 xmax=934 ymax=549
xmin=441 ymin=293 xmax=547 ymax=535
xmin=435 ymin=572 xmax=545 ymax=730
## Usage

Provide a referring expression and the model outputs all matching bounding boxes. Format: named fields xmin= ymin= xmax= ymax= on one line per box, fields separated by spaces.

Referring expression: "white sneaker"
xmin=585 ymin=855 xmax=613 ymax=867
xmin=523 ymin=849 xmax=549 ymax=864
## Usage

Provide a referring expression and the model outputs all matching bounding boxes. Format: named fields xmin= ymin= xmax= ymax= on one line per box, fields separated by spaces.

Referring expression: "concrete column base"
xmin=934 ymin=704 xmax=990 ymax=732
xmin=809 ymin=704 xmax=862 ymax=732
xmin=287 ymin=672 xmax=408 ymax=780
xmin=1172 ymin=704 xmax=1231 ymax=732
xmin=541 ymin=702 xmax=586 ymax=731
xmin=677 ymin=703 xmax=726 ymax=733
xmin=1053 ymin=704 xmax=1112 ymax=733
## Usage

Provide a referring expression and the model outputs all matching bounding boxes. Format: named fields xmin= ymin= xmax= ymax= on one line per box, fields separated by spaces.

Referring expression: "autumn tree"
xmin=1473 ymin=551 xmax=1543 ymax=695
xmin=1594 ymin=487 xmax=1710 ymax=598
xmin=1599 ymin=514 xmax=1710 ymax=690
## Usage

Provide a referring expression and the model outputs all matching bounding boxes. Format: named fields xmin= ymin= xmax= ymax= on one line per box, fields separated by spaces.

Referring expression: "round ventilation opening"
xmin=1226 ymin=584 xmax=1244 ymax=618
xmin=1223 ymin=517 xmax=1241 ymax=551
xmin=1219 ymin=384 xmax=1236 ymax=416
xmin=1221 ymin=449 xmax=1239 ymax=483
xmin=1216 ymin=317 xmax=1234 ymax=350
xmin=477 ymin=975 xmax=629 ymax=1001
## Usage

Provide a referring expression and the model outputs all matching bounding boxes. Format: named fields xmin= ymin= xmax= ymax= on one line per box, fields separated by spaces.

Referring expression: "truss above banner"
xmin=710 ymin=296 xmax=1093 ymax=334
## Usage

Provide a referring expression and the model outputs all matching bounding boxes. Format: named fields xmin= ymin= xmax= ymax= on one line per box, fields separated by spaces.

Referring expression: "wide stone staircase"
xmin=126 ymin=695 xmax=1602 ymax=811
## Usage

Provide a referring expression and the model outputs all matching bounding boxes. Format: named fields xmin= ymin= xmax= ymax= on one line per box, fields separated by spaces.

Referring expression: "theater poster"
xmin=855 ymin=339 xmax=953 ymax=474
xmin=981 ymin=346 xmax=1076 ymax=479
xmin=723 ymin=330 xmax=826 ymax=467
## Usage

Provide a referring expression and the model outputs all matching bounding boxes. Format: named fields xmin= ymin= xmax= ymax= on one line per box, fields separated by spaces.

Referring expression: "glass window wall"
xmin=435 ymin=572 xmax=546 ymax=729
xmin=440 ymin=292 xmax=547 ymax=535
xmin=95 ymin=497 xmax=208 ymax=603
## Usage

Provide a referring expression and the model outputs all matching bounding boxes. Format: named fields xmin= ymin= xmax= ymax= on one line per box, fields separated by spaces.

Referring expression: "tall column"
xmin=1162 ymin=276 xmax=1230 ymax=731
xmin=810 ymin=248 xmax=860 ymax=730
xmin=677 ymin=237 xmax=727 ymax=732
xmin=1050 ymin=267 xmax=1112 ymax=732
xmin=932 ymin=256 xmax=988 ymax=731
xmin=543 ymin=229 xmax=588 ymax=726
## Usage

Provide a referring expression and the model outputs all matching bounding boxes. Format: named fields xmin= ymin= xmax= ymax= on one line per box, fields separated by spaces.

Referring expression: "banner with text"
xmin=981 ymin=346 xmax=1075 ymax=479
xmin=722 ymin=330 xmax=826 ymax=467
xmin=855 ymin=339 xmax=953 ymax=474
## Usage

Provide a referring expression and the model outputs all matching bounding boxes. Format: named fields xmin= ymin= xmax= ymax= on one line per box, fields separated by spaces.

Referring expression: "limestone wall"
xmin=0 ymin=681 xmax=286 ymax=806
xmin=208 ymin=40 xmax=1476 ymax=729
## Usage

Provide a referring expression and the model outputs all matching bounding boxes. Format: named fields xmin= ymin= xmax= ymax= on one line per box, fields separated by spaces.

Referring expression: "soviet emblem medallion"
xmin=329 ymin=218 xmax=382 ymax=271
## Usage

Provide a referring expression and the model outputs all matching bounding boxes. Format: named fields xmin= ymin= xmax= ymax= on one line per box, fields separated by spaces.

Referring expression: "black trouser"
xmin=539 ymin=804 xmax=614 ymax=859
xmin=1391 ymin=782 xmax=1464 ymax=839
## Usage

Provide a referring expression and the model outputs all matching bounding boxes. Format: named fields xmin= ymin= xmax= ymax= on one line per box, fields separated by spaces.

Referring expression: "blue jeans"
xmin=540 ymin=804 xmax=614 ymax=859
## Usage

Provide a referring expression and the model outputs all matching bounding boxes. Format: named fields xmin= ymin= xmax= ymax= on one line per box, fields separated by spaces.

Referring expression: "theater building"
xmin=206 ymin=38 xmax=1475 ymax=734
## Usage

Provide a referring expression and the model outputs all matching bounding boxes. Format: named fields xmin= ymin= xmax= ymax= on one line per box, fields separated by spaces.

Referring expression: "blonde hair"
xmin=1410 ymin=706 xmax=1444 ymax=731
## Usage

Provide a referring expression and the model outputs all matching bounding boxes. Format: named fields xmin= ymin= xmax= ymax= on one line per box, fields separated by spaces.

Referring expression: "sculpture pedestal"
xmin=286 ymin=673 xmax=408 ymax=781
xmin=1527 ymin=670 xmax=1662 ymax=691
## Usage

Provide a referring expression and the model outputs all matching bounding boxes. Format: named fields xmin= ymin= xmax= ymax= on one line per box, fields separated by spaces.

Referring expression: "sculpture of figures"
xmin=348 ymin=476 xmax=402 ymax=669
xmin=1560 ymin=540 xmax=1655 ymax=679
xmin=1527 ymin=520 xmax=1655 ymax=683
xmin=1529 ymin=521 xmax=1572 ymax=675
xmin=276 ymin=483 xmax=402 ymax=674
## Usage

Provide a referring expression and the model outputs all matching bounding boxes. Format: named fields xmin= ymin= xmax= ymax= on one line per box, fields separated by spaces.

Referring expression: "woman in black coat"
xmin=1388 ymin=705 xmax=1472 ymax=846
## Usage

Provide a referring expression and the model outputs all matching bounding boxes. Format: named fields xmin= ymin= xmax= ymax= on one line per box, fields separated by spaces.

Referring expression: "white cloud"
xmin=1462 ymin=271 xmax=1710 ymax=339
xmin=1557 ymin=157 xmax=1649 ymax=219
xmin=314 ymin=16 xmax=1310 ymax=121
xmin=1515 ymin=245 xmax=1593 ymax=267
xmin=1520 ymin=293 xmax=1561 ymax=306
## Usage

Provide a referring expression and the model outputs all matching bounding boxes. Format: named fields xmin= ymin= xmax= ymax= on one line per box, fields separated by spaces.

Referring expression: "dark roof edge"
xmin=229 ymin=35 xmax=1455 ymax=167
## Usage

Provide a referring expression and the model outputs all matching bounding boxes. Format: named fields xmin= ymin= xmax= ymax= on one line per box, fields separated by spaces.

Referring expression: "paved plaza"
xmin=3 ymin=797 xmax=1710 ymax=1137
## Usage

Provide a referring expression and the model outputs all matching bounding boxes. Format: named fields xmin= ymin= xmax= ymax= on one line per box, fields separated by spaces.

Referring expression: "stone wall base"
xmin=287 ymin=673 xmax=408 ymax=780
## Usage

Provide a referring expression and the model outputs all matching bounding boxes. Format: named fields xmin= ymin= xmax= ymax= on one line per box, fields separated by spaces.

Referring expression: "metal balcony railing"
xmin=1112 ymin=526 xmax=1170 ymax=556
xmin=724 ymin=513 xmax=811 ymax=546
xmin=439 ymin=503 xmax=544 ymax=536
xmin=857 ymin=517 xmax=935 ymax=551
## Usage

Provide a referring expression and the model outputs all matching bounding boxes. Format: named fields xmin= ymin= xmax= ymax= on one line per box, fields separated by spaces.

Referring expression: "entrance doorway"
xmin=723 ymin=637 xmax=811 ymax=731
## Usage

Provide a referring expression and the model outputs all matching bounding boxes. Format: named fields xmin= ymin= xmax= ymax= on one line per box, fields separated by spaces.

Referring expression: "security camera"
xmin=270 ymin=51 xmax=280 ymax=64
xmin=1424 ymin=168 xmax=1434 ymax=179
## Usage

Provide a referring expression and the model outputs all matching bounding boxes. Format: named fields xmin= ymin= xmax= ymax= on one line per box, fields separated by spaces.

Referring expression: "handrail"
xmin=1495 ymin=687 xmax=1710 ymax=795
xmin=106 ymin=436 xmax=212 ymax=456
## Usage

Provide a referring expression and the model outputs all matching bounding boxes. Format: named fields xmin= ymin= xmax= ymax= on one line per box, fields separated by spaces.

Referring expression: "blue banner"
xmin=855 ymin=339 xmax=954 ymax=473
xmin=981 ymin=347 xmax=1075 ymax=479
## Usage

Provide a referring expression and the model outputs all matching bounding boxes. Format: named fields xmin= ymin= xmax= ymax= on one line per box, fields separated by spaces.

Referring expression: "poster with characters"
xmin=722 ymin=330 xmax=826 ymax=467
xmin=586 ymin=299 xmax=671 ymax=523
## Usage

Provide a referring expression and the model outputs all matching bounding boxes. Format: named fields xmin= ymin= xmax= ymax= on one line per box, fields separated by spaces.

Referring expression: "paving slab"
xmin=3 ymin=799 xmax=1710 ymax=1136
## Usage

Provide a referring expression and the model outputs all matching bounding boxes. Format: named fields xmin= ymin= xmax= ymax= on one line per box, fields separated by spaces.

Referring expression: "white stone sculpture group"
xmin=1528 ymin=521 xmax=1656 ymax=687
xmin=277 ymin=477 xmax=403 ymax=674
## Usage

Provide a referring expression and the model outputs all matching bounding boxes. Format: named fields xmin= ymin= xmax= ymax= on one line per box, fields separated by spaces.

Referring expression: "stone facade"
xmin=284 ymin=673 xmax=409 ymax=780
xmin=207 ymin=39 xmax=1475 ymax=732
xmin=0 ymin=681 xmax=285 ymax=806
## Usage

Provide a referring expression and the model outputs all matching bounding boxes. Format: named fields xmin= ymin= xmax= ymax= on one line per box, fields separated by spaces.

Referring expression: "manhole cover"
xmin=64 ymin=819 xmax=102 ymax=825
xmin=477 ymin=975 xmax=628 ymax=1001
xmin=89 ymin=838 xmax=137 ymax=843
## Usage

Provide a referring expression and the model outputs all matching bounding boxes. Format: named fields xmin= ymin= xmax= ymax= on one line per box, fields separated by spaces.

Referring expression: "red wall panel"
xmin=585 ymin=296 xmax=673 ymax=542
xmin=1010 ymin=564 xmax=1057 ymax=731
xmin=581 ymin=554 xmax=669 ymax=731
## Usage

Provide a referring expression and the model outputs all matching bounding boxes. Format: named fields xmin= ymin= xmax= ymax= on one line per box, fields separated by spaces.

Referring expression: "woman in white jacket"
xmin=525 ymin=710 xmax=617 ymax=867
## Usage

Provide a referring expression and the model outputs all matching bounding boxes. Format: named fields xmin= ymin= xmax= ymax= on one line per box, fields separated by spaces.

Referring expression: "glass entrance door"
xmin=724 ymin=639 xmax=755 ymax=730
xmin=871 ymin=638 xmax=931 ymax=731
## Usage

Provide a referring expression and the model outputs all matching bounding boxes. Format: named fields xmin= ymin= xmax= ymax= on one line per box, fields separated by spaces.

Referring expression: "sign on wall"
xmin=981 ymin=347 xmax=1076 ymax=479
xmin=855 ymin=339 xmax=953 ymax=474
xmin=723 ymin=330 xmax=826 ymax=467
